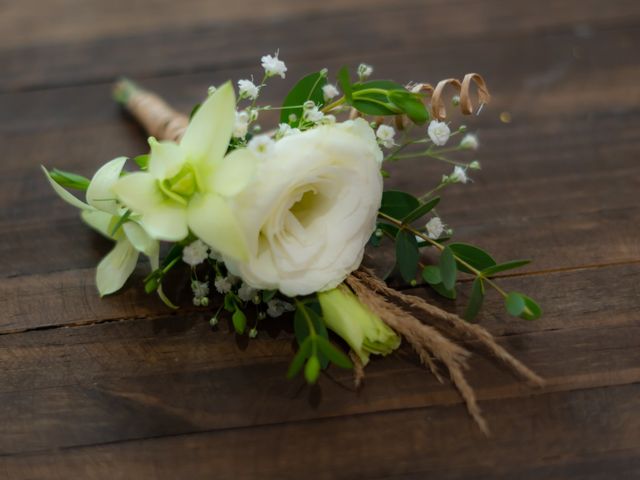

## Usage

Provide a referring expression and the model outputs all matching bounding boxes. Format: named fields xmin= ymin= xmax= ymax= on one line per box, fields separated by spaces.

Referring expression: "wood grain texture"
xmin=0 ymin=0 xmax=639 ymax=478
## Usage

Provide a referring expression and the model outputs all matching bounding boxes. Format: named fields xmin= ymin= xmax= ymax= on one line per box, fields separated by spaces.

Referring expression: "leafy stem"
xmin=377 ymin=211 xmax=508 ymax=298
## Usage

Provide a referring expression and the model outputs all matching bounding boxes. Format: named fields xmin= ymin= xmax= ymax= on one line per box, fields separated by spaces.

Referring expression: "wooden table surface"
xmin=1 ymin=0 xmax=639 ymax=478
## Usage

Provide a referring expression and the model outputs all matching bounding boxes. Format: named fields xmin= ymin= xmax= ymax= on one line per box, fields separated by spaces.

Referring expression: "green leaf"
xmin=351 ymin=99 xmax=399 ymax=116
xmin=315 ymin=336 xmax=353 ymax=369
xmin=449 ymin=243 xmax=496 ymax=274
xmin=481 ymin=260 xmax=531 ymax=277
xmin=232 ymin=309 xmax=247 ymax=334
xmin=395 ymin=230 xmax=420 ymax=283
xmin=439 ymin=246 xmax=457 ymax=290
xmin=287 ymin=337 xmax=312 ymax=379
xmin=463 ymin=278 xmax=485 ymax=321
xmin=352 ymin=80 xmax=405 ymax=91
xmin=388 ymin=90 xmax=429 ymax=124
xmin=133 ymin=154 xmax=149 ymax=170
xmin=293 ymin=307 xmax=310 ymax=345
xmin=337 ymin=67 xmax=353 ymax=103
xmin=422 ymin=265 xmax=441 ymax=285
xmin=262 ymin=290 xmax=277 ymax=303
xmin=161 ymin=244 xmax=184 ymax=269
xmin=402 ymin=196 xmax=441 ymax=224
xmin=429 ymin=282 xmax=456 ymax=300
xmin=304 ymin=355 xmax=321 ymax=384
xmin=280 ymin=71 xmax=328 ymax=126
xmin=505 ymin=292 xmax=542 ymax=321
xmin=49 ymin=168 xmax=91 ymax=191
xmin=370 ymin=222 xmax=399 ymax=246
xmin=224 ymin=292 xmax=236 ymax=313
xmin=189 ymin=103 xmax=201 ymax=120
xmin=380 ymin=191 xmax=420 ymax=219
xmin=110 ymin=209 xmax=132 ymax=236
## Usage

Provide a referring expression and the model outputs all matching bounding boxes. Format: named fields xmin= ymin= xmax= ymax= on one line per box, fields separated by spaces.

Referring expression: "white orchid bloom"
xmin=111 ymin=82 xmax=255 ymax=261
xmin=43 ymin=157 xmax=159 ymax=296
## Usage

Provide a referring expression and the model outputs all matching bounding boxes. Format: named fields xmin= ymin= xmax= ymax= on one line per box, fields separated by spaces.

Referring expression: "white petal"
xmin=81 ymin=210 xmax=116 ymax=239
xmin=96 ymin=239 xmax=139 ymax=296
xmin=211 ymin=148 xmax=258 ymax=197
xmin=140 ymin=202 xmax=189 ymax=241
xmin=180 ymin=82 xmax=235 ymax=166
xmin=123 ymin=221 xmax=159 ymax=258
xmin=42 ymin=166 xmax=92 ymax=211
xmin=112 ymin=172 xmax=163 ymax=214
xmin=86 ymin=157 xmax=127 ymax=214
xmin=148 ymin=138 xmax=186 ymax=180
xmin=187 ymin=192 xmax=248 ymax=261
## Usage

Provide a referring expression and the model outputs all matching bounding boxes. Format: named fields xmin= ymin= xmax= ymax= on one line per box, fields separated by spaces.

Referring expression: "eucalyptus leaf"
xmin=439 ymin=246 xmax=457 ymax=290
xmin=463 ymin=278 xmax=485 ymax=321
xmin=449 ymin=243 xmax=496 ymax=274
xmin=280 ymin=71 xmax=327 ymax=126
xmin=380 ymin=191 xmax=420 ymax=219
xmin=429 ymin=282 xmax=457 ymax=300
xmin=315 ymin=336 xmax=353 ymax=369
xmin=395 ymin=230 xmax=420 ymax=283
xmin=422 ymin=265 xmax=441 ymax=285
xmin=402 ymin=196 xmax=441 ymax=224
xmin=481 ymin=260 xmax=531 ymax=277
xmin=505 ymin=292 xmax=542 ymax=320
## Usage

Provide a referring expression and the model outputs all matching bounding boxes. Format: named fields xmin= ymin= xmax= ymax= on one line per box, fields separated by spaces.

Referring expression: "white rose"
xmin=224 ymin=118 xmax=383 ymax=296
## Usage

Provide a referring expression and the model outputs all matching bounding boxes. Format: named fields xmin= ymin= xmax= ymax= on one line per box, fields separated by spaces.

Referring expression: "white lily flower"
xmin=112 ymin=82 xmax=256 ymax=261
xmin=43 ymin=158 xmax=160 ymax=296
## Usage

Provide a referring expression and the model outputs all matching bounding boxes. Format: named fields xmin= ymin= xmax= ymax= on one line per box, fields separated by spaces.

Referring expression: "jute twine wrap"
xmin=113 ymin=77 xmax=541 ymax=434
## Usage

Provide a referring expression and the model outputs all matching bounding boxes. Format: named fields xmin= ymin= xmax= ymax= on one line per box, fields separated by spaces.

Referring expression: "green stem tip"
xmin=113 ymin=77 xmax=142 ymax=105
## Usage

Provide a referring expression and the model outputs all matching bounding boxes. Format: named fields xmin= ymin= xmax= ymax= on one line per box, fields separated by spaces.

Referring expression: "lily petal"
xmin=42 ymin=166 xmax=92 ymax=211
xmin=140 ymin=202 xmax=189 ymax=241
xmin=81 ymin=210 xmax=117 ymax=239
xmin=112 ymin=172 xmax=163 ymax=214
xmin=86 ymin=157 xmax=127 ymax=214
xmin=123 ymin=221 xmax=160 ymax=259
xmin=211 ymin=148 xmax=258 ymax=197
xmin=187 ymin=192 xmax=248 ymax=261
xmin=96 ymin=239 xmax=139 ymax=296
xmin=148 ymin=137 xmax=186 ymax=180
xmin=180 ymin=82 xmax=235 ymax=167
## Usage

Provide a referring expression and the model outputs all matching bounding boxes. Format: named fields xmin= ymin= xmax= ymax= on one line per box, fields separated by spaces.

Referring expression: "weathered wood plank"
xmin=0 ymin=264 xmax=637 ymax=454
xmin=1 ymin=0 xmax=639 ymax=91
xmin=0 ymin=384 xmax=638 ymax=479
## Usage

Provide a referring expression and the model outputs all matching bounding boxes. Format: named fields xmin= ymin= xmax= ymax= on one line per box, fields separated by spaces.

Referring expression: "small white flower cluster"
xmin=183 ymin=239 xmax=210 ymax=267
xmin=442 ymin=165 xmax=469 ymax=184
xmin=237 ymin=79 xmax=260 ymax=100
xmin=261 ymin=52 xmax=287 ymax=79
xmin=428 ymin=120 xmax=451 ymax=146
xmin=248 ymin=134 xmax=275 ymax=156
xmin=191 ymin=280 xmax=210 ymax=306
xmin=214 ymin=274 xmax=240 ymax=294
xmin=375 ymin=124 xmax=396 ymax=149
xmin=238 ymin=282 xmax=259 ymax=303
xmin=459 ymin=133 xmax=479 ymax=150
xmin=322 ymin=84 xmax=339 ymax=101
xmin=303 ymin=100 xmax=324 ymax=124
xmin=266 ymin=298 xmax=295 ymax=318
xmin=425 ymin=217 xmax=445 ymax=239
xmin=357 ymin=63 xmax=373 ymax=81
xmin=276 ymin=123 xmax=301 ymax=139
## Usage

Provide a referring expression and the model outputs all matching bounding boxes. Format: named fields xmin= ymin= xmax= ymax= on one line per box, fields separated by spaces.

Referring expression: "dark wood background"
xmin=1 ymin=0 xmax=639 ymax=478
